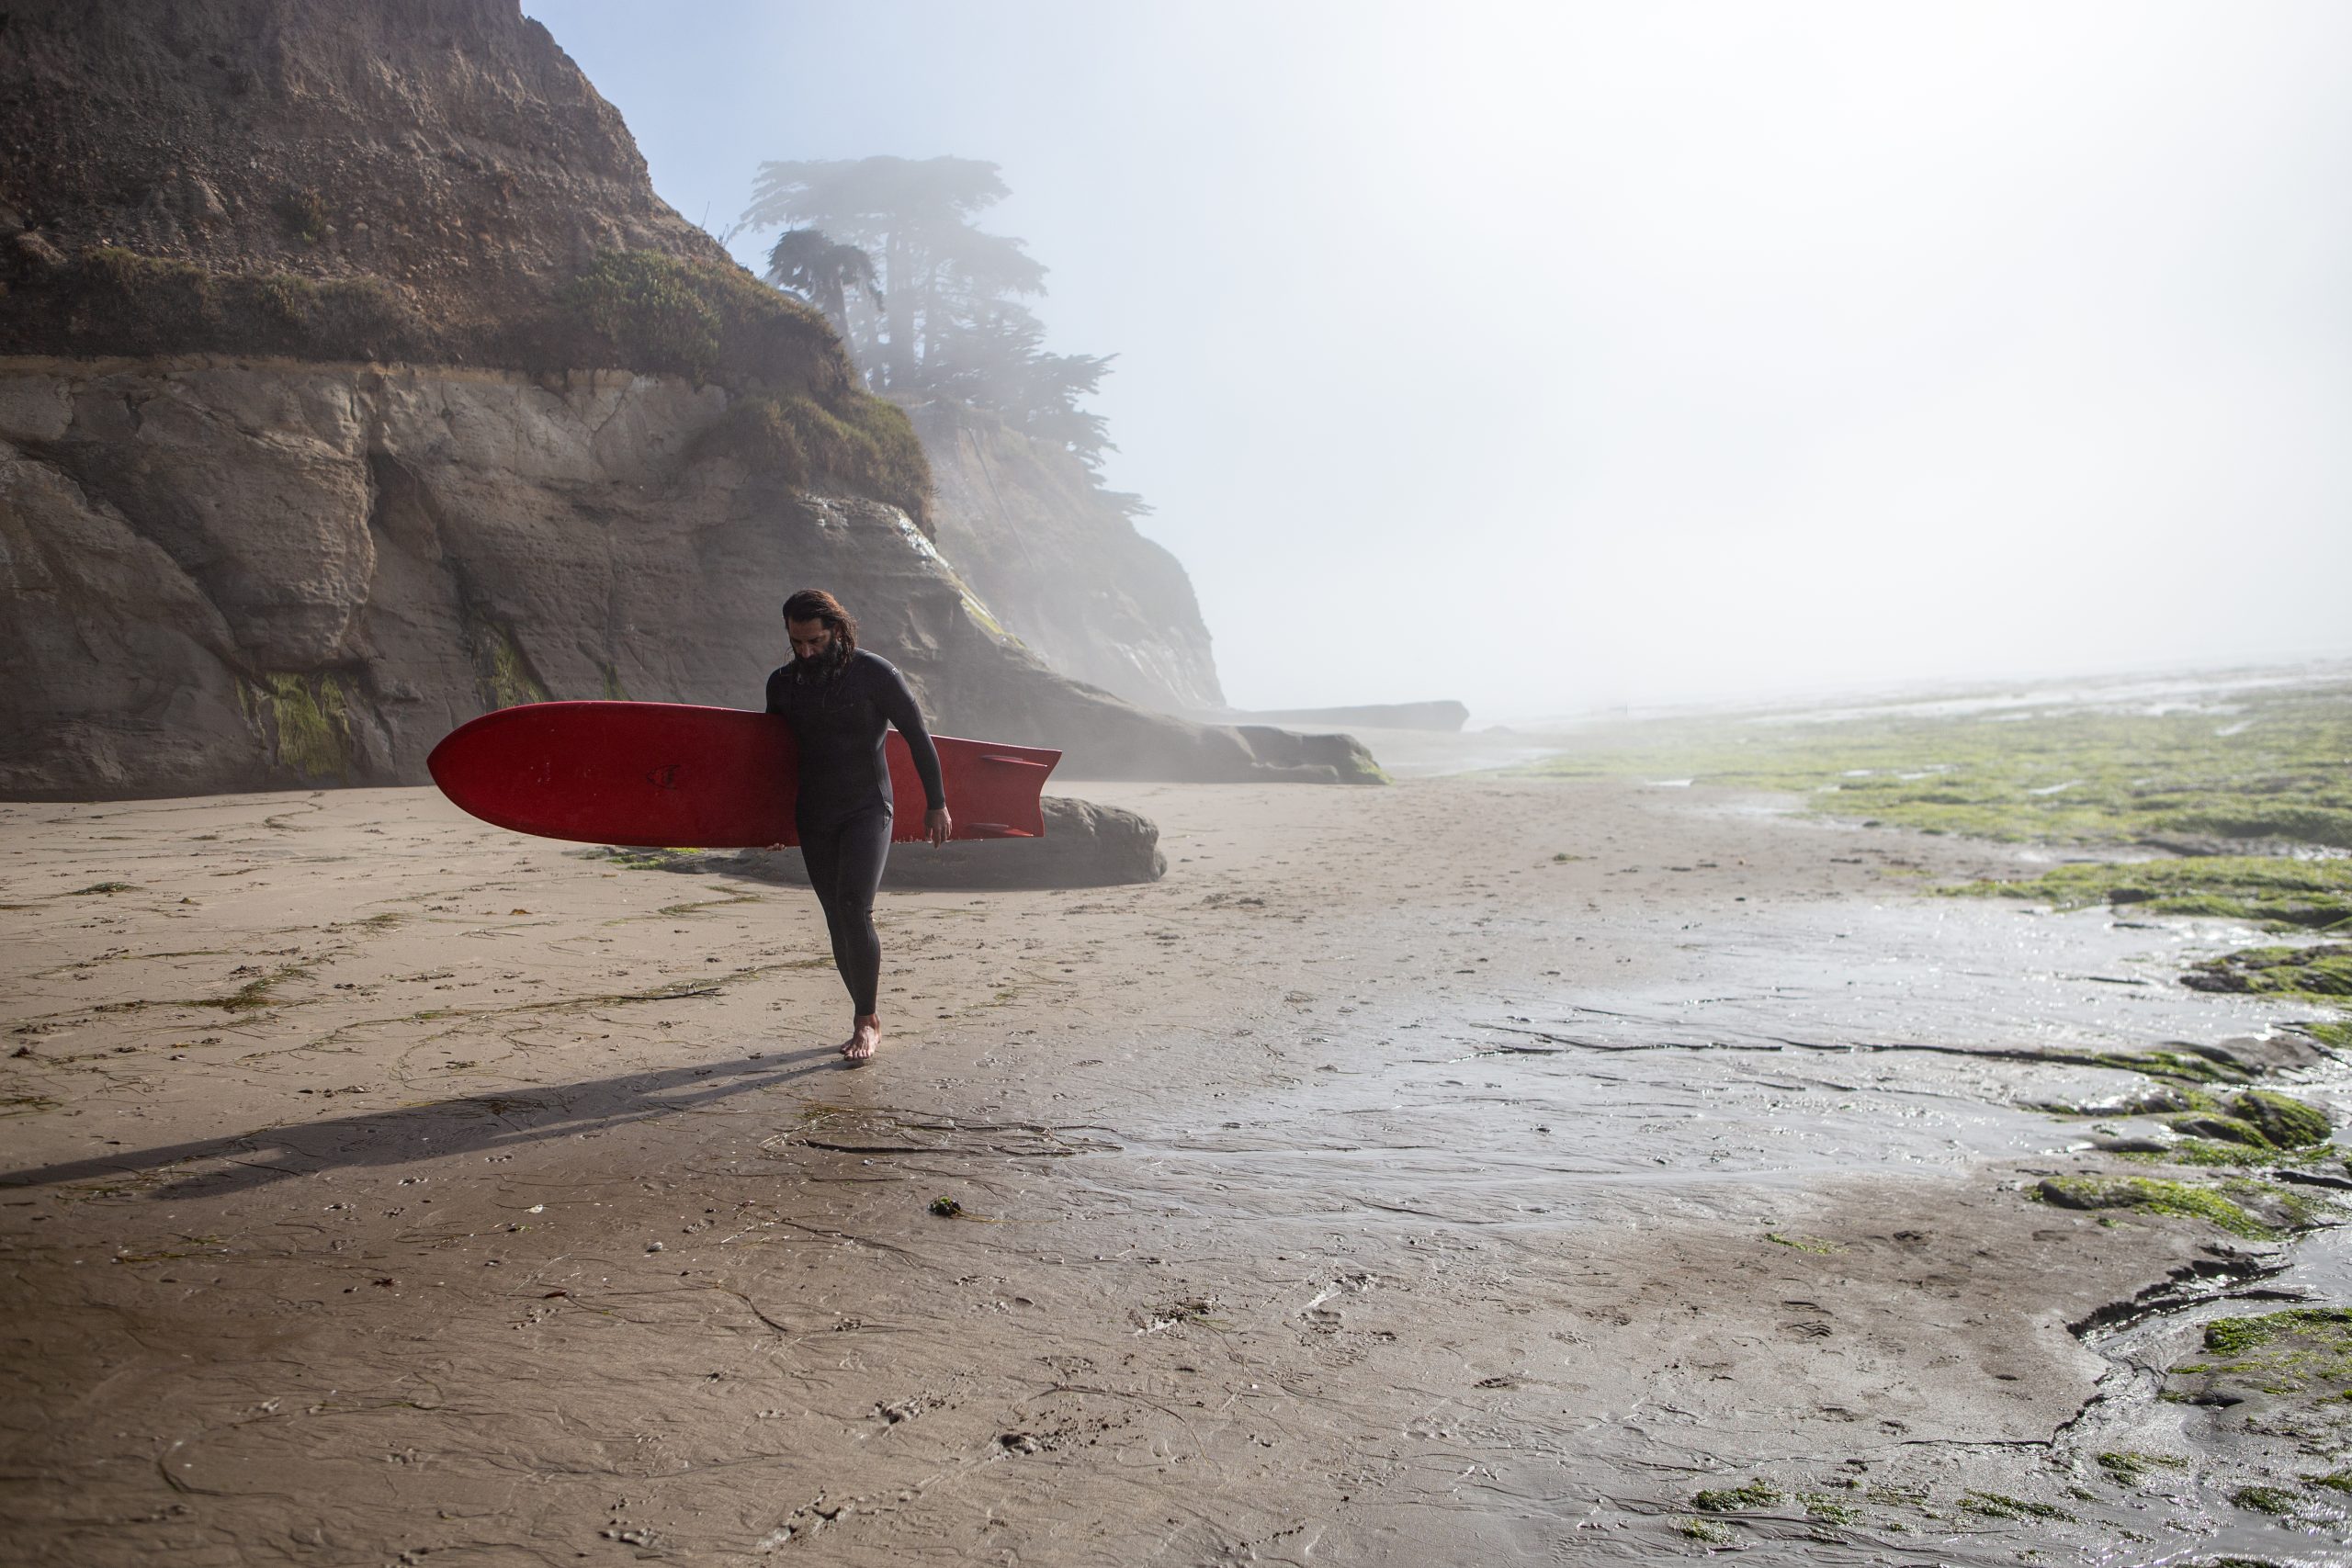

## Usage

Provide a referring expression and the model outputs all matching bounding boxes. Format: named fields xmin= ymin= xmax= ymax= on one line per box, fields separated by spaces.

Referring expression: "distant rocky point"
xmin=1216 ymin=701 xmax=1469 ymax=734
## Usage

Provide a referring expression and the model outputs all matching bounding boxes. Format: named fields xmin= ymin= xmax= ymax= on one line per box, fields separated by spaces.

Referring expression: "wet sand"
xmin=2 ymin=771 xmax=2344 ymax=1564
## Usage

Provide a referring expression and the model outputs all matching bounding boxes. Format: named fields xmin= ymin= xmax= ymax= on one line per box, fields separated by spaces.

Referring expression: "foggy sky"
xmin=525 ymin=1 xmax=2352 ymax=720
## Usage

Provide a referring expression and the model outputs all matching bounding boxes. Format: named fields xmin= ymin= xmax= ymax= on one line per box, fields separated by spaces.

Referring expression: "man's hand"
xmin=924 ymin=807 xmax=952 ymax=848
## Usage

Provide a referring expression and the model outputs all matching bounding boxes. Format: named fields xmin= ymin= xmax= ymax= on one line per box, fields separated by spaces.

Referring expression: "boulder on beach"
xmin=587 ymin=795 xmax=1166 ymax=890
xmin=741 ymin=796 xmax=1168 ymax=891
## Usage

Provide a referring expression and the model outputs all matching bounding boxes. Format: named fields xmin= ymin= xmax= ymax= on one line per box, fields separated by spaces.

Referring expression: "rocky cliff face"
xmin=0 ymin=360 xmax=1379 ymax=796
xmin=0 ymin=0 xmax=1383 ymax=796
xmin=914 ymin=400 xmax=1222 ymax=715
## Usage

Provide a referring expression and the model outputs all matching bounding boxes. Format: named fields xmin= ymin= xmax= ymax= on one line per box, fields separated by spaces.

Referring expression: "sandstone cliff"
xmin=0 ymin=359 xmax=1379 ymax=796
xmin=0 ymin=0 xmax=1381 ymax=795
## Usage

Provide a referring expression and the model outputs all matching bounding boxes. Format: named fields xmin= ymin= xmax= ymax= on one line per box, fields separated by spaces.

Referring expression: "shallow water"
xmin=1001 ymin=893 xmax=2352 ymax=1564
xmin=1095 ymin=897 xmax=2338 ymax=1205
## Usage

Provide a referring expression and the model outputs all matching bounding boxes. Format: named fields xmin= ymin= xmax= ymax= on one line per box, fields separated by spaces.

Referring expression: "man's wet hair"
xmin=782 ymin=589 xmax=858 ymax=659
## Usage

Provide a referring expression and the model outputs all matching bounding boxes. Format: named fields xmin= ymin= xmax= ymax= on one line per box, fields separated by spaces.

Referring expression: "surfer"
xmin=765 ymin=590 xmax=951 ymax=1063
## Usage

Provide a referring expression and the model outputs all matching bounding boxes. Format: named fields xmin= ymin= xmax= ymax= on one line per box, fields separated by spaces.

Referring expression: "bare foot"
xmin=841 ymin=1014 xmax=881 ymax=1063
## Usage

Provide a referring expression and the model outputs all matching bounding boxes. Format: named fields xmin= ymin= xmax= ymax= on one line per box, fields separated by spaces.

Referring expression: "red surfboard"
xmin=426 ymin=702 xmax=1058 ymax=849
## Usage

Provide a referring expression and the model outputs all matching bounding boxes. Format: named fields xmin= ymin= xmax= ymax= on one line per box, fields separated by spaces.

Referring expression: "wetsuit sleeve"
xmin=874 ymin=662 xmax=947 ymax=811
xmin=763 ymin=668 xmax=786 ymax=716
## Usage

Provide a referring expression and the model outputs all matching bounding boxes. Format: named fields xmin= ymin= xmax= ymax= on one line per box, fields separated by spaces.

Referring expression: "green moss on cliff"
xmin=470 ymin=620 xmax=550 ymax=712
xmin=563 ymin=250 xmax=844 ymax=389
xmin=696 ymin=390 xmax=930 ymax=524
xmin=274 ymin=188 xmax=330 ymax=246
xmin=571 ymin=251 xmax=933 ymax=520
xmin=565 ymin=250 xmax=733 ymax=380
xmin=18 ymin=242 xmax=933 ymax=522
xmin=242 ymin=672 xmax=353 ymax=781
xmin=60 ymin=247 xmax=421 ymax=362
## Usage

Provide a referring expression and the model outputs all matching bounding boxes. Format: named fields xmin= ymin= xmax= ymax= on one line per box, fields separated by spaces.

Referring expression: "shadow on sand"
xmin=0 ymin=1047 xmax=847 ymax=1199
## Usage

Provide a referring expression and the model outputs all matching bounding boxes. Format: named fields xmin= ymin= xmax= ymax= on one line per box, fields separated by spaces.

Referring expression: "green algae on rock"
xmin=2140 ymin=1090 xmax=2335 ymax=1161
xmin=2169 ymin=1308 xmax=2352 ymax=1409
xmin=2033 ymin=1175 xmax=2330 ymax=1240
xmin=2203 ymin=1307 xmax=2352 ymax=1359
xmin=2298 ymin=1020 xmax=2352 ymax=1052
xmin=1959 ymin=1490 xmax=2074 ymax=1521
xmin=2074 ymin=1049 xmax=2261 ymax=1087
xmin=2164 ymin=1111 xmax=2276 ymax=1148
xmin=2229 ymin=1089 xmax=2336 ymax=1147
xmin=1951 ymin=857 xmax=2352 ymax=932
xmin=2094 ymin=1450 xmax=2188 ymax=1488
xmin=1692 ymin=1478 xmax=1782 ymax=1512
xmin=1763 ymin=1231 xmax=1843 ymax=1254
xmin=2186 ymin=945 xmax=2352 ymax=999
xmin=2120 ymin=1138 xmax=2331 ymax=1171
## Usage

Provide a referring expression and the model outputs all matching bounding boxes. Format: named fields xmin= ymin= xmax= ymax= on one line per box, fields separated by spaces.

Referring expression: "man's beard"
xmin=794 ymin=641 xmax=848 ymax=678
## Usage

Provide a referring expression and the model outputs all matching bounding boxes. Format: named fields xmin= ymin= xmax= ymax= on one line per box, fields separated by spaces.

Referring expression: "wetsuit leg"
xmin=799 ymin=807 xmax=892 ymax=1013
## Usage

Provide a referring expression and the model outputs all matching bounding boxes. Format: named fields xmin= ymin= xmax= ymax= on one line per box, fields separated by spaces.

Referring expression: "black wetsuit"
xmin=764 ymin=649 xmax=945 ymax=1014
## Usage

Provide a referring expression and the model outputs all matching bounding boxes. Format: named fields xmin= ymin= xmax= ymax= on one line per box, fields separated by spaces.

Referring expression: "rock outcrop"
xmin=913 ymin=400 xmax=1221 ymax=715
xmin=0 ymin=0 xmax=1385 ymax=797
xmin=599 ymin=796 xmax=1168 ymax=891
xmin=1220 ymin=700 xmax=1471 ymax=734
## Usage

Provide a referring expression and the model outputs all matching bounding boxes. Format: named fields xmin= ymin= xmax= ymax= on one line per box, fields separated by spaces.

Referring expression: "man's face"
xmin=787 ymin=617 xmax=834 ymax=665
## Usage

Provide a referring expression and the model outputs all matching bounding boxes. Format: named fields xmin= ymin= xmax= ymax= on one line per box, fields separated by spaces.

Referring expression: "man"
xmin=764 ymin=589 xmax=951 ymax=1062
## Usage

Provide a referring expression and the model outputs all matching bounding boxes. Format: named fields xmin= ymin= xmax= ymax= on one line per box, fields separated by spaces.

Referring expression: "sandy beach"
xmin=3 ymin=764 xmax=2345 ymax=1565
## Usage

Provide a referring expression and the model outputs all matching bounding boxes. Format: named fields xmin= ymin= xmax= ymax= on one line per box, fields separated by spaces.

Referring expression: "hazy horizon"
xmin=526 ymin=1 xmax=2352 ymax=722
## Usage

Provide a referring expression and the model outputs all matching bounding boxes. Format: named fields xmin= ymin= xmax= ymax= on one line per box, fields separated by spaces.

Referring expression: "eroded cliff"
xmin=915 ymin=400 xmax=1222 ymax=715
xmin=0 ymin=359 xmax=1376 ymax=795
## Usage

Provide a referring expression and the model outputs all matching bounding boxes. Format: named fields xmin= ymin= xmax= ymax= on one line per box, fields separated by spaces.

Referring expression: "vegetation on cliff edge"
xmin=695 ymin=390 xmax=928 ymax=525
xmin=34 ymin=246 xmax=422 ymax=363
xmin=10 ymin=243 xmax=933 ymax=524
xmin=560 ymin=249 xmax=931 ymax=523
